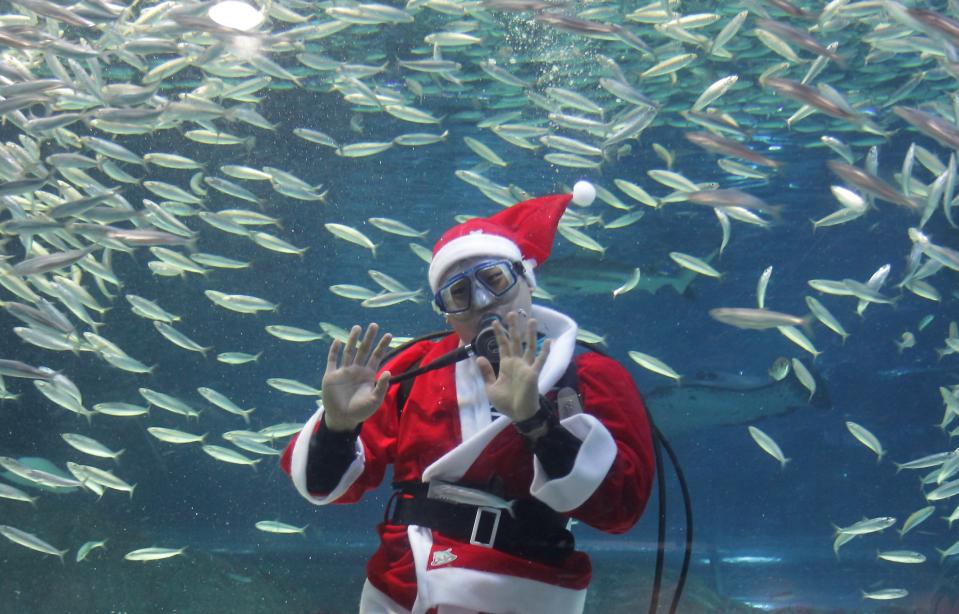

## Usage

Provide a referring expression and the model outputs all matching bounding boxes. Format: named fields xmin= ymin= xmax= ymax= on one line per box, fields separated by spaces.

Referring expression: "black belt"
xmin=388 ymin=484 xmax=575 ymax=566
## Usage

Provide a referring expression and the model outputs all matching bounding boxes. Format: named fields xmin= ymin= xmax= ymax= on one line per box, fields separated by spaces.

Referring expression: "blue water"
xmin=2 ymin=3 xmax=959 ymax=613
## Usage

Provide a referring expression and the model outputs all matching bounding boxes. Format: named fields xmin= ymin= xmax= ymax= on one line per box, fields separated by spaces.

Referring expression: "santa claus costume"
xmin=281 ymin=181 xmax=655 ymax=614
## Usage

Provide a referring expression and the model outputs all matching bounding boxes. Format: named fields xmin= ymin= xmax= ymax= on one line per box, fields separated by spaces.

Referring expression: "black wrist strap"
xmin=513 ymin=396 xmax=558 ymax=436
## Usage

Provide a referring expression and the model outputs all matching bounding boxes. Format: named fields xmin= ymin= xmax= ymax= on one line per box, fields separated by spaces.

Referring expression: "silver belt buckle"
xmin=469 ymin=506 xmax=501 ymax=548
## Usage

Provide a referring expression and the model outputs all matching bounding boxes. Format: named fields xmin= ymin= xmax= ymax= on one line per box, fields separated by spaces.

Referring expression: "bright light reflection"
xmin=208 ymin=0 xmax=264 ymax=31
xmin=720 ymin=555 xmax=782 ymax=564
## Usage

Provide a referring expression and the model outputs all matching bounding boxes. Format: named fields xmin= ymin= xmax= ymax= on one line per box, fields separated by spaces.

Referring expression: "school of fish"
xmin=0 ymin=0 xmax=958 ymax=607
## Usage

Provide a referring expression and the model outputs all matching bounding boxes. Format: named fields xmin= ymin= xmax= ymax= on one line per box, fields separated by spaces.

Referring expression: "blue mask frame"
xmin=434 ymin=259 xmax=523 ymax=314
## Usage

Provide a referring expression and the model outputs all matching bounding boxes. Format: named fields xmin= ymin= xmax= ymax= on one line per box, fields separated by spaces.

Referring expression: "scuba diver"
xmin=281 ymin=181 xmax=656 ymax=614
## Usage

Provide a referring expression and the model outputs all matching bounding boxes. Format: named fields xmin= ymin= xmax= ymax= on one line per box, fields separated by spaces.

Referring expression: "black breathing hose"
xmin=655 ymin=424 xmax=693 ymax=614
xmin=648 ymin=429 xmax=667 ymax=614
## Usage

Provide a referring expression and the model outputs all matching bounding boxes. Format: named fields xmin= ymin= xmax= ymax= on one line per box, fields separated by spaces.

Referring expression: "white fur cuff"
xmin=529 ymin=413 xmax=617 ymax=512
xmin=290 ymin=404 xmax=366 ymax=505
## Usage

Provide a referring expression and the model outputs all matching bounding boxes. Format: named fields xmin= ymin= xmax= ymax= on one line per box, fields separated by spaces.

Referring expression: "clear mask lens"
xmin=436 ymin=260 xmax=519 ymax=314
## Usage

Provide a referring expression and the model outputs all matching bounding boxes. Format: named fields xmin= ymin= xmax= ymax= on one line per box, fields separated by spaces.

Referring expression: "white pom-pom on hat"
xmin=571 ymin=180 xmax=596 ymax=207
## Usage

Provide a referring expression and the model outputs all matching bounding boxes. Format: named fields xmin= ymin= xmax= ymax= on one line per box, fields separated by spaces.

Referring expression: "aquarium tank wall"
xmin=0 ymin=0 xmax=958 ymax=612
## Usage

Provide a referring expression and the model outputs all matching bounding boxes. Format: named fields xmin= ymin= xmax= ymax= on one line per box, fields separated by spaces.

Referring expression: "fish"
xmin=612 ymin=268 xmax=641 ymax=298
xmin=937 ymin=537 xmax=959 ymax=562
xmin=325 ymin=223 xmax=378 ymax=256
xmin=329 ymin=285 xmax=379 ymax=300
xmin=361 ymin=290 xmax=424 ymax=308
xmin=893 ymin=105 xmax=959 ymax=151
xmin=791 ymin=359 xmax=816 ymax=402
xmin=829 ymin=186 xmax=866 ymax=211
xmin=768 ymin=358 xmax=790 ymax=381
xmin=909 ymin=228 xmax=959 ymax=273
xmin=804 ymin=296 xmax=849 ymax=342
xmin=259 ymin=423 xmax=306 ymax=440
xmin=755 ymin=267 xmax=773 ymax=309
xmin=861 ymin=589 xmax=908 ymax=601
xmin=9 ymin=246 xmax=96 ymax=277
xmin=266 ymin=378 xmax=323 ymax=396
xmin=692 ymin=75 xmax=739 ymax=111
xmin=778 ymin=326 xmax=821 ymax=359
xmin=841 ymin=279 xmax=895 ymax=306
xmin=191 ymin=254 xmax=251 ymax=270
xmin=393 ymin=131 xmax=449 ymax=147
xmin=709 ymin=308 xmax=809 ymax=330
xmin=153 ymin=322 xmax=212 ymax=355
xmin=827 ymin=160 xmax=919 ymax=210
xmin=126 ymin=295 xmax=180 ymax=323
xmin=1 ymin=456 xmax=82 ymax=492
xmin=60 ymin=433 xmax=123 ymax=462
xmin=368 ymin=217 xmax=426 ymax=238
xmin=614 ymin=178 xmax=659 ymax=208
xmin=197 ymin=387 xmax=255 ymax=424
xmin=202 ymin=445 xmax=261 ymax=470
xmin=265 ymin=325 xmax=324 ymax=343
xmin=557 ymin=225 xmax=606 ymax=254
xmin=926 ymin=479 xmax=959 ymax=502
xmin=76 ymin=540 xmax=107 ymax=563
xmin=649 ymin=170 xmax=699 ymax=193
xmin=605 ymin=211 xmax=645 ymax=230
xmin=687 ymin=190 xmax=782 ymax=218
xmin=628 ymin=350 xmax=682 ymax=382
xmin=93 ymin=403 xmax=149 ymax=417
xmin=428 ymin=480 xmax=515 ymax=515
xmin=545 ymin=87 xmax=603 ymax=115
xmin=845 ymin=421 xmax=885 ymax=462
xmin=0 ymin=360 xmax=55 ymax=381
xmin=139 ymin=388 xmax=201 ymax=420
xmin=217 ymin=352 xmax=262 ymax=365
xmin=205 ymin=291 xmax=278 ymax=315
xmin=763 ymin=77 xmax=883 ymax=133
xmin=0 ymin=525 xmax=67 ymax=561
xmin=124 ymin=547 xmax=186 ymax=562
xmin=147 ymin=427 xmax=206 ymax=445
xmin=641 ymin=53 xmax=698 ymax=79
xmin=669 ymin=252 xmax=721 ymax=278
xmin=230 ymin=437 xmax=280 ymax=456
xmin=748 ymin=426 xmax=789 ymax=469
xmin=898 ymin=506 xmax=937 ymax=539
xmin=755 ymin=19 xmax=847 ymax=67
xmin=945 ymin=504 xmax=959 ymax=529
xmin=0 ymin=483 xmax=37 ymax=506
xmin=835 ymin=516 xmax=896 ymax=536
xmin=255 ymin=520 xmax=308 ymax=535
xmin=684 ymin=132 xmax=781 ymax=169
xmin=464 ymin=137 xmax=508 ymax=167
xmin=337 ymin=141 xmax=394 ymax=158
xmin=69 ymin=463 xmax=135 ymax=497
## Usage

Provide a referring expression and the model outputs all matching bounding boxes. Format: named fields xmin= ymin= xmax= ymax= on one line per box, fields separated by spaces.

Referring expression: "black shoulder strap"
xmin=396 ymin=356 xmax=423 ymax=420
xmin=556 ymin=356 xmax=579 ymax=392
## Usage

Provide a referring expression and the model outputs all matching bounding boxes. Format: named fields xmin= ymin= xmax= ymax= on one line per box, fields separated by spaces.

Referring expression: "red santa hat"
xmin=428 ymin=180 xmax=596 ymax=292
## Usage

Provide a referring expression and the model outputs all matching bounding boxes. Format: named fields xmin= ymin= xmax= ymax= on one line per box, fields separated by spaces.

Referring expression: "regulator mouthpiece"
xmin=473 ymin=314 xmax=504 ymax=368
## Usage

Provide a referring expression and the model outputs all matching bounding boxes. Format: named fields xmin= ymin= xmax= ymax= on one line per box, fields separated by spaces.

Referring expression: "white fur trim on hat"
xmin=571 ymin=180 xmax=596 ymax=207
xmin=428 ymin=232 xmax=522 ymax=292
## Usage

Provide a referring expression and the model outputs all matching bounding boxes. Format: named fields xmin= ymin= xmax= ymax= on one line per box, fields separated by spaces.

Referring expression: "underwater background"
xmin=1 ymin=0 xmax=958 ymax=612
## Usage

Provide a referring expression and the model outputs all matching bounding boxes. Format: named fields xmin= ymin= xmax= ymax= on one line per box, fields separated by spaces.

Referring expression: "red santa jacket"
xmin=280 ymin=306 xmax=654 ymax=613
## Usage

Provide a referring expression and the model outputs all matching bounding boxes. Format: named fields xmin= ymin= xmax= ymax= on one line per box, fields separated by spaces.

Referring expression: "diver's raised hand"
xmin=322 ymin=323 xmax=392 ymax=432
xmin=476 ymin=312 xmax=550 ymax=422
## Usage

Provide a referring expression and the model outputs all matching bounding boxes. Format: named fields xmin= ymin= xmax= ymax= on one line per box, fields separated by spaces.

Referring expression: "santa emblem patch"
xmin=430 ymin=547 xmax=457 ymax=567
